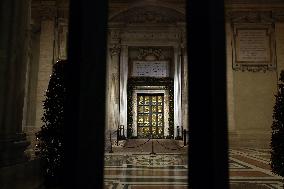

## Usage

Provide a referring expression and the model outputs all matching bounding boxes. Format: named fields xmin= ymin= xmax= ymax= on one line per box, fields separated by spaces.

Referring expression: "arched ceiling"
xmin=109 ymin=6 xmax=185 ymax=24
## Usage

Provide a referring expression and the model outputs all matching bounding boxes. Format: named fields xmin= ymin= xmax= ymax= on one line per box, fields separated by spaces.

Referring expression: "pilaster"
xmin=107 ymin=43 xmax=121 ymax=132
xmin=35 ymin=2 xmax=56 ymax=129
xmin=120 ymin=45 xmax=128 ymax=137
xmin=174 ymin=46 xmax=182 ymax=137
xmin=181 ymin=45 xmax=188 ymax=131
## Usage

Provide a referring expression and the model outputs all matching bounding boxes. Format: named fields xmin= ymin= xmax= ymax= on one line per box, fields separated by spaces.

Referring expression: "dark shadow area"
xmin=64 ymin=0 xmax=229 ymax=188
xmin=186 ymin=0 xmax=229 ymax=188
xmin=64 ymin=0 xmax=108 ymax=188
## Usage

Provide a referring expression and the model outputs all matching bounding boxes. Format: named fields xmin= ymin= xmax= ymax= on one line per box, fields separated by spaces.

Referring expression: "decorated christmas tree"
xmin=271 ymin=70 xmax=284 ymax=177
xmin=36 ymin=60 xmax=66 ymax=186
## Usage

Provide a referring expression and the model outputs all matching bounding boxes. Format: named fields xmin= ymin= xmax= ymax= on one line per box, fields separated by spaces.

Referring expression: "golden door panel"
xmin=137 ymin=94 xmax=164 ymax=138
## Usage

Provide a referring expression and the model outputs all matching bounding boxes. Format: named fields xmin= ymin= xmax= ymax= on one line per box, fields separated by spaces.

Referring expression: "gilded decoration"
xmin=127 ymin=77 xmax=174 ymax=139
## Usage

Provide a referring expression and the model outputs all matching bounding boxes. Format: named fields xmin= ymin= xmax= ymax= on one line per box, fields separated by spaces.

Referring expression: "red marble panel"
xmin=232 ymin=155 xmax=271 ymax=170
xmin=230 ymin=171 xmax=270 ymax=177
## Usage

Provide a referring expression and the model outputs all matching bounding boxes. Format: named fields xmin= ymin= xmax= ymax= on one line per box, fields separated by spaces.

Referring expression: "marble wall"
xmin=21 ymin=1 xmax=69 ymax=152
xmin=0 ymin=0 xmax=31 ymax=166
xmin=19 ymin=0 xmax=284 ymax=148
xmin=106 ymin=24 xmax=186 ymax=138
xmin=226 ymin=8 xmax=284 ymax=148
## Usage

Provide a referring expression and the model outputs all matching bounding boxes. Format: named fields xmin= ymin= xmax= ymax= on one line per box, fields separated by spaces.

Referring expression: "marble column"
xmin=0 ymin=0 xmax=31 ymax=166
xmin=181 ymin=46 xmax=189 ymax=131
xmin=226 ymin=22 xmax=236 ymax=133
xmin=35 ymin=3 xmax=56 ymax=129
xmin=22 ymin=20 xmax=41 ymax=132
xmin=21 ymin=19 xmax=42 ymax=155
xmin=174 ymin=47 xmax=182 ymax=137
xmin=119 ymin=45 xmax=128 ymax=137
xmin=108 ymin=44 xmax=121 ymax=132
xmin=275 ymin=18 xmax=284 ymax=79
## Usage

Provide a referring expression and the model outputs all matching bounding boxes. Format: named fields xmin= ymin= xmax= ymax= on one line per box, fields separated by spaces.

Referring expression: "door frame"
xmin=127 ymin=77 xmax=174 ymax=138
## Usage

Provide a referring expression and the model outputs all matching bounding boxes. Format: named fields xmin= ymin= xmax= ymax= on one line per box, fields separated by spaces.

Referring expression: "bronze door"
xmin=137 ymin=94 xmax=164 ymax=138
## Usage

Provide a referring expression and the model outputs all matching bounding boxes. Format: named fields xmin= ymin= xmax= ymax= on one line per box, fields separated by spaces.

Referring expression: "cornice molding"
xmin=226 ymin=11 xmax=274 ymax=23
xmin=226 ymin=10 xmax=284 ymax=23
xmin=233 ymin=65 xmax=275 ymax=72
xmin=31 ymin=0 xmax=69 ymax=21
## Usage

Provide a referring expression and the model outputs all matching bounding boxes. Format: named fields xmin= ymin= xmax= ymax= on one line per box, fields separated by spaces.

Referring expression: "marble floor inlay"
xmin=104 ymin=153 xmax=188 ymax=189
xmin=104 ymin=140 xmax=284 ymax=189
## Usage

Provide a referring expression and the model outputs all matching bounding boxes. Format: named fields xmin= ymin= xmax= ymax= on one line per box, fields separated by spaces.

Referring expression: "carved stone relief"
xmin=40 ymin=2 xmax=56 ymax=20
xmin=109 ymin=30 xmax=121 ymax=42
xmin=129 ymin=47 xmax=173 ymax=62
xmin=137 ymin=48 xmax=165 ymax=61
xmin=110 ymin=43 xmax=121 ymax=57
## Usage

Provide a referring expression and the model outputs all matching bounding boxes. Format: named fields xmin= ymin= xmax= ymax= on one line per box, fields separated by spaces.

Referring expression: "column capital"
xmin=32 ymin=1 xmax=56 ymax=21
xmin=109 ymin=29 xmax=121 ymax=42
xmin=110 ymin=43 xmax=121 ymax=56
xmin=273 ymin=10 xmax=284 ymax=22
xmin=41 ymin=2 xmax=56 ymax=20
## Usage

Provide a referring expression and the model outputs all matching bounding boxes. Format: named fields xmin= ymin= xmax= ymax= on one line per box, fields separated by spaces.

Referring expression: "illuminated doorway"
xmin=137 ymin=93 xmax=164 ymax=138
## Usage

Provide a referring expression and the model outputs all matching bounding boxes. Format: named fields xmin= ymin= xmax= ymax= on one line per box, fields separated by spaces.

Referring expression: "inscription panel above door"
xmin=132 ymin=61 xmax=169 ymax=77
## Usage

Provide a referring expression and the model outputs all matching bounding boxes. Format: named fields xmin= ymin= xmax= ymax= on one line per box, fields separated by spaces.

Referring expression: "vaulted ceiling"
xmin=109 ymin=6 xmax=185 ymax=24
xmin=32 ymin=0 xmax=284 ymax=4
xmin=31 ymin=0 xmax=284 ymax=22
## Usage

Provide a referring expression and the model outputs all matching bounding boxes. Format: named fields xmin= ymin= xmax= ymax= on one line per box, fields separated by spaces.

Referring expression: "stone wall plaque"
xmin=232 ymin=24 xmax=276 ymax=72
xmin=132 ymin=61 xmax=169 ymax=77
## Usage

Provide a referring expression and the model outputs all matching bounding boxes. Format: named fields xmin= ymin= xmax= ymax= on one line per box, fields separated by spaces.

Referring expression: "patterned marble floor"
xmin=104 ymin=140 xmax=284 ymax=189
xmin=229 ymin=148 xmax=283 ymax=189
